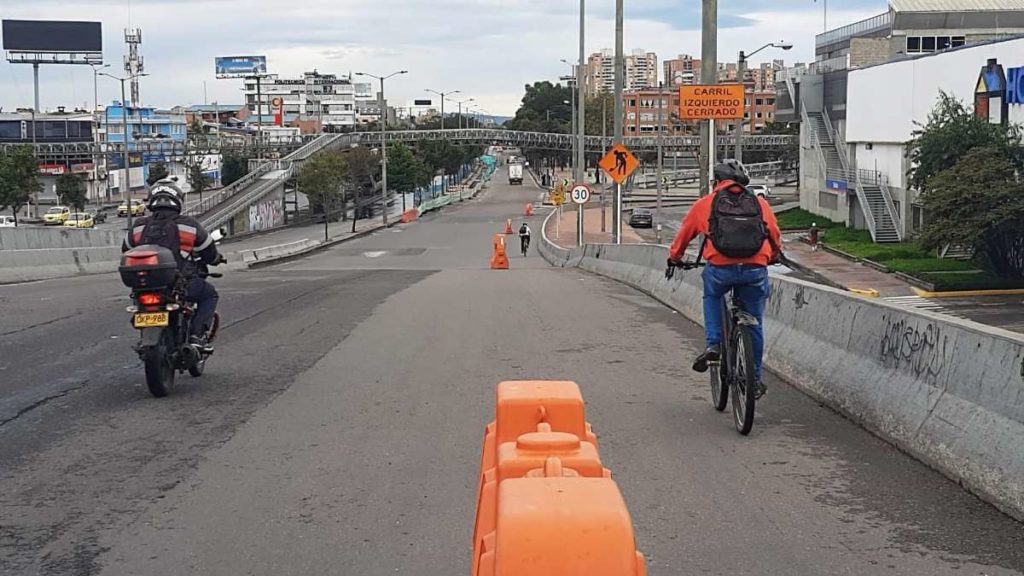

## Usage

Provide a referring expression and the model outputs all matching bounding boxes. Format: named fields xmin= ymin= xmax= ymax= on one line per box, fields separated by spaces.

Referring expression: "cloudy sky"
xmin=1 ymin=0 xmax=885 ymax=116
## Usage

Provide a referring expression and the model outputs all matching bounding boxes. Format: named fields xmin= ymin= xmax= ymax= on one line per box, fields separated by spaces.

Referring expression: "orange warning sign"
xmin=598 ymin=144 xmax=639 ymax=184
xmin=678 ymin=84 xmax=745 ymax=120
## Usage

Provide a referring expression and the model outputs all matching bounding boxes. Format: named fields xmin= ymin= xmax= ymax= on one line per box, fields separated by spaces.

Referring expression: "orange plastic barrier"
xmin=504 ymin=219 xmax=514 ymax=234
xmin=472 ymin=381 xmax=644 ymax=576
xmin=490 ymin=234 xmax=510 ymax=270
xmin=400 ymin=209 xmax=418 ymax=223
xmin=524 ymin=203 xmax=533 ymax=217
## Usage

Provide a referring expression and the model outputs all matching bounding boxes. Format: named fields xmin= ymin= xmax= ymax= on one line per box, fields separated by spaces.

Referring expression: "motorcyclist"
xmin=667 ymin=159 xmax=782 ymax=399
xmin=122 ymin=179 xmax=223 ymax=351
xmin=518 ymin=222 xmax=532 ymax=255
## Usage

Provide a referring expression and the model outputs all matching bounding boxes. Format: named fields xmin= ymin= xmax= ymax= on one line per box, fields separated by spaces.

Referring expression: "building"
xmin=586 ymin=48 xmax=658 ymax=95
xmin=664 ymin=55 xmax=701 ymax=86
xmin=0 ymin=109 xmax=100 ymax=204
xmin=243 ymin=70 xmax=356 ymax=130
xmin=182 ymin=104 xmax=249 ymax=127
xmin=97 ymin=102 xmax=188 ymax=196
xmin=778 ymin=0 xmax=1024 ymax=242
xmin=622 ymin=89 xmax=688 ymax=134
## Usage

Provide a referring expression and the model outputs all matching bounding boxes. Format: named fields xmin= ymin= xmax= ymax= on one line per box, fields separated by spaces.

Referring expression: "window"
xmin=756 ymin=112 xmax=763 ymax=119
xmin=922 ymin=37 xmax=936 ymax=52
xmin=755 ymin=98 xmax=763 ymax=105
xmin=767 ymin=98 xmax=775 ymax=105
xmin=912 ymin=205 xmax=925 ymax=230
xmin=627 ymin=112 xmax=636 ymax=120
xmin=42 ymin=121 xmax=66 ymax=139
xmin=952 ymin=36 xmax=966 ymax=47
xmin=906 ymin=37 xmax=921 ymax=52
xmin=0 ymin=121 xmax=20 ymax=140
xmin=937 ymin=36 xmax=951 ymax=50
xmin=628 ymin=99 xmax=637 ymax=107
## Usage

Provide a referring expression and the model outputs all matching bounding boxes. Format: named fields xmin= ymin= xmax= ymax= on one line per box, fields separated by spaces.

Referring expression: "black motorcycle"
xmin=118 ymin=240 xmax=224 ymax=397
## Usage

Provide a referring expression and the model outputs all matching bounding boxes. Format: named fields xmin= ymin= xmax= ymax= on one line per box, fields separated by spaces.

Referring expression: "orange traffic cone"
xmin=504 ymin=219 xmax=514 ymax=235
xmin=490 ymin=234 xmax=510 ymax=270
xmin=525 ymin=203 xmax=534 ymax=217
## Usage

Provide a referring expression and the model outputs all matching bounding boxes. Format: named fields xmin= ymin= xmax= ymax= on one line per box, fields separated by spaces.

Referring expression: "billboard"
xmin=215 ymin=56 xmax=267 ymax=78
xmin=2 ymin=20 xmax=102 ymax=53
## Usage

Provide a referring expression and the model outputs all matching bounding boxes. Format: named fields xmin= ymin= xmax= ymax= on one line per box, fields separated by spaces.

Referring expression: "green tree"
xmin=584 ymin=92 xmax=615 ymax=137
xmin=146 ymin=161 xmax=169 ymax=185
xmin=918 ymin=147 xmax=1024 ymax=278
xmin=221 ymin=151 xmax=250 ymax=185
xmin=297 ymin=149 xmax=348 ymax=240
xmin=345 ymin=145 xmax=381 ymax=230
xmin=0 ymin=146 xmax=42 ymax=224
xmin=55 ymin=173 xmax=88 ymax=211
xmin=188 ymin=162 xmax=213 ymax=204
xmin=387 ymin=143 xmax=428 ymax=206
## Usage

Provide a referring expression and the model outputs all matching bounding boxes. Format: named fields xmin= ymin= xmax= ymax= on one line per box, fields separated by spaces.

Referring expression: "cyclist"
xmin=518 ymin=222 xmax=532 ymax=256
xmin=667 ymin=159 xmax=782 ymax=398
xmin=122 ymin=180 xmax=223 ymax=351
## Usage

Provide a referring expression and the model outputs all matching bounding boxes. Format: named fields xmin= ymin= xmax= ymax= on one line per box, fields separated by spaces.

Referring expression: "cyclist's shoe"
xmin=189 ymin=334 xmax=214 ymax=354
xmin=754 ymin=379 xmax=767 ymax=399
xmin=692 ymin=345 xmax=721 ymax=373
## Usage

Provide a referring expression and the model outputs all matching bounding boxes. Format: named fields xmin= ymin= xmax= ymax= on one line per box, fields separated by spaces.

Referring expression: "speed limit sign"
xmin=570 ymin=184 xmax=591 ymax=205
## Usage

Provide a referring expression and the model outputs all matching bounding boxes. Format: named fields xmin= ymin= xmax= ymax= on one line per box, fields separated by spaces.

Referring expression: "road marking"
xmin=883 ymin=295 xmax=963 ymax=317
xmin=363 ymin=251 xmax=386 ymax=258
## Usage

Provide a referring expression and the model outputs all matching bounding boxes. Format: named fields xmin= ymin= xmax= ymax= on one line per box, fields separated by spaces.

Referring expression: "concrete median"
xmin=0 ymin=228 xmax=124 ymax=283
xmin=538 ymin=210 xmax=1024 ymax=521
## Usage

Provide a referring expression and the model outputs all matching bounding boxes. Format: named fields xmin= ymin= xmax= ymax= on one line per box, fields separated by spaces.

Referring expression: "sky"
xmin=0 ymin=0 xmax=887 ymax=116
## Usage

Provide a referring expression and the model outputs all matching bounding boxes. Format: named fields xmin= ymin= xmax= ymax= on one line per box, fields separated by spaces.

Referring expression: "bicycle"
xmin=665 ymin=260 xmax=759 ymax=435
xmin=520 ymin=236 xmax=530 ymax=256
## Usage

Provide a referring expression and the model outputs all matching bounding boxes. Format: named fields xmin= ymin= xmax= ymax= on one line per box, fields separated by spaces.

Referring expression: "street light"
xmin=424 ymin=88 xmax=459 ymax=130
xmin=99 ymin=71 xmax=149 ymax=232
xmin=735 ymin=41 xmax=793 ymax=163
xmin=447 ymin=96 xmax=474 ymax=129
xmin=88 ymin=63 xmax=110 ymax=207
xmin=356 ymin=70 xmax=409 ymax=224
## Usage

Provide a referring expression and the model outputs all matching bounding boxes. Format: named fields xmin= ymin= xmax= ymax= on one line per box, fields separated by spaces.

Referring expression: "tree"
xmin=221 ymin=151 xmax=250 ymax=185
xmin=0 ymin=146 xmax=42 ymax=224
xmin=297 ymin=149 xmax=347 ymax=241
xmin=386 ymin=143 xmax=428 ymax=208
xmin=146 ymin=161 xmax=169 ymax=185
xmin=188 ymin=162 xmax=213 ymax=204
xmin=56 ymin=173 xmax=88 ymax=211
xmin=345 ymin=145 xmax=381 ymax=231
xmin=918 ymin=147 xmax=1024 ymax=278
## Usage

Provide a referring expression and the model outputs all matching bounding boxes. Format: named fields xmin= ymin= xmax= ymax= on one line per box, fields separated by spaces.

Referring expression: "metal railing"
xmin=815 ymin=11 xmax=891 ymax=48
xmin=821 ymin=107 xmax=851 ymax=173
xmin=811 ymin=54 xmax=851 ymax=74
xmin=200 ymin=161 xmax=294 ymax=230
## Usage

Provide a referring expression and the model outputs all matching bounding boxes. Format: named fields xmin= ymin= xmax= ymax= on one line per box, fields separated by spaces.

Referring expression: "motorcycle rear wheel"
xmin=144 ymin=342 xmax=175 ymax=397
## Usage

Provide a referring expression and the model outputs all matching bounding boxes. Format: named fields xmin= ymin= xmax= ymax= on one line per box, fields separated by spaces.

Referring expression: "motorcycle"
xmin=118 ymin=229 xmax=225 ymax=397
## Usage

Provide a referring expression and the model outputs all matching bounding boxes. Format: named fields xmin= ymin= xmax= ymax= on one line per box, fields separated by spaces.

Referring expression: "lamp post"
xmin=447 ymin=97 xmax=475 ymax=130
xmin=735 ymin=41 xmax=792 ymax=163
xmin=88 ymin=64 xmax=110 ymax=206
xmin=100 ymin=71 xmax=149 ymax=232
xmin=425 ymin=88 xmax=459 ymax=131
xmin=560 ymin=59 xmax=577 ymax=181
xmin=356 ymin=70 xmax=409 ymax=224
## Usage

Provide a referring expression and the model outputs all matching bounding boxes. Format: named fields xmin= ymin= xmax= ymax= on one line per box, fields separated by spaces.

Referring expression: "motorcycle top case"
xmin=119 ymin=245 xmax=179 ymax=289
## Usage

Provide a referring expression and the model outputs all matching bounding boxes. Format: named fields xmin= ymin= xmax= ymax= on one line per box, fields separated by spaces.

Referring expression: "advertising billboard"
xmin=2 ymin=20 xmax=102 ymax=53
xmin=215 ymin=56 xmax=267 ymax=78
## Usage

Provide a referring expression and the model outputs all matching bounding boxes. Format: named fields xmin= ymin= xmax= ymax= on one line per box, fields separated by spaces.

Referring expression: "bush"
xmin=883 ymin=258 xmax=977 ymax=273
xmin=917 ymin=271 xmax=1024 ymax=291
xmin=775 ymin=208 xmax=842 ymax=230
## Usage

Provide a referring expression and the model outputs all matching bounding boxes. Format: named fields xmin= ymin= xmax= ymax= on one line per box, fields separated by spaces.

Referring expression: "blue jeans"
xmin=186 ymin=277 xmax=219 ymax=337
xmin=702 ymin=264 xmax=770 ymax=379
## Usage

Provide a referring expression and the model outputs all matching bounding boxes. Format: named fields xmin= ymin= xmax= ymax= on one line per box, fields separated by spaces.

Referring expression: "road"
xmin=1 ymin=166 xmax=1022 ymax=575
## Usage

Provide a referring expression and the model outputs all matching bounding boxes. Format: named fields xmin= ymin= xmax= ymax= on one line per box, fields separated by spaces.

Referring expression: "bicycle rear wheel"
xmin=730 ymin=326 xmax=757 ymax=435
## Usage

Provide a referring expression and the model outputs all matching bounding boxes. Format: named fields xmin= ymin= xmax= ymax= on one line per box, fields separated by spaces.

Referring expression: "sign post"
xmin=598 ymin=144 xmax=640 ymax=244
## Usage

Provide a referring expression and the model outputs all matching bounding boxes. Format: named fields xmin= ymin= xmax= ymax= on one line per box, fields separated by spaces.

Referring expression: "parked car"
xmin=43 ymin=206 xmax=71 ymax=225
xmin=92 ymin=210 xmax=108 ymax=224
xmin=118 ymin=199 xmax=146 ymax=217
xmin=0 ymin=215 xmax=16 ymax=228
xmin=749 ymin=184 xmax=771 ymax=199
xmin=63 ymin=213 xmax=95 ymax=228
xmin=629 ymin=207 xmax=653 ymax=228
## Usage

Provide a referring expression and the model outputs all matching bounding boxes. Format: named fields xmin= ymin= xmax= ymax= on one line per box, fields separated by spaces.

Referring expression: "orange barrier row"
xmin=400 ymin=209 xmax=418 ymax=223
xmin=490 ymin=234 xmax=509 ymax=270
xmin=471 ymin=381 xmax=646 ymax=576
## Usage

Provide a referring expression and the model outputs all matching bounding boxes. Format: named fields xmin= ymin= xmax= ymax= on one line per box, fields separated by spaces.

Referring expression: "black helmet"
xmin=147 ymin=179 xmax=184 ymax=212
xmin=713 ymin=159 xmax=750 ymax=186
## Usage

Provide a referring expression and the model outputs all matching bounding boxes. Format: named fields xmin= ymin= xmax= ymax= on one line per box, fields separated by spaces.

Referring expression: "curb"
xmin=245 ymin=223 xmax=386 ymax=269
xmin=912 ymin=286 xmax=1024 ymax=298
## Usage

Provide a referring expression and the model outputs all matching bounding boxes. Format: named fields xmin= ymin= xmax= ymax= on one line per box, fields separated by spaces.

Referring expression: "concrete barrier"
xmin=242 ymin=238 xmax=320 ymax=266
xmin=0 ymin=227 xmax=121 ymax=250
xmin=0 ymin=245 xmax=123 ymax=283
xmin=538 ymin=220 xmax=1024 ymax=521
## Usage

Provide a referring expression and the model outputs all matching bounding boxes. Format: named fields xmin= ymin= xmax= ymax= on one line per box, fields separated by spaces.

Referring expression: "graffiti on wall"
xmin=249 ymin=198 xmax=284 ymax=232
xmin=879 ymin=315 xmax=948 ymax=382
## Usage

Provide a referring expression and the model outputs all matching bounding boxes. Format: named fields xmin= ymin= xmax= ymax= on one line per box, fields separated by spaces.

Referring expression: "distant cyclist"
xmin=518 ymin=222 xmax=532 ymax=256
xmin=667 ymin=159 xmax=782 ymax=398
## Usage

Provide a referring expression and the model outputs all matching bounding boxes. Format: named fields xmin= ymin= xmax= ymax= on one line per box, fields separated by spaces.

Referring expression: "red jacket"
xmin=668 ymin=180 xmax=782 ymax=266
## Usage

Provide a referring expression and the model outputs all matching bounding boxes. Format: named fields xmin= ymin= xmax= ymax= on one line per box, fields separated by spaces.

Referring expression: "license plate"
xmin=133 ymin=312 xmax=169 ymax=328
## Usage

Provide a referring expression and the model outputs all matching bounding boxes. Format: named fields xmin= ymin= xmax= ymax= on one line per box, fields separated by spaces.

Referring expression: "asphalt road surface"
xmin=1 ymin=166 xmax=1022 ymax=575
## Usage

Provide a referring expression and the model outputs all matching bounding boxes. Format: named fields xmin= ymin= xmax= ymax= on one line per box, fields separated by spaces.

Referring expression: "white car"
xmin=749 ymin=184 xmax=771 ymax=198
xmin=0 ymin=215 xmax=16 ymax=228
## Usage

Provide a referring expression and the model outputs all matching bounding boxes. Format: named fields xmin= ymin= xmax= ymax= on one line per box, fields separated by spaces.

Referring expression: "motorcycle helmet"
xmin=147 ymin=179 xmax=184 ymax=212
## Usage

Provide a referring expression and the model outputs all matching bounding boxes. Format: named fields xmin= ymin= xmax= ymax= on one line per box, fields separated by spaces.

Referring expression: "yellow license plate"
xmin=133 ymin=312 xmax=169 ymax=328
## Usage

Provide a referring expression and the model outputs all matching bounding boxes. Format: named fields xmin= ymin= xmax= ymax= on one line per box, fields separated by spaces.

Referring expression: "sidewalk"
xmin=782 ymin=233 xmax=915 ymax=297
xmin=546 ymin=205 xmax=644 ymax=248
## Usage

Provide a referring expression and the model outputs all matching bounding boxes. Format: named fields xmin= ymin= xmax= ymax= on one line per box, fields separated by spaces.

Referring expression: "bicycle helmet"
xmin=713 ymin=159 xmax=750 ymax=186
xmin=147 ymin=179 xmax=184 ymax=212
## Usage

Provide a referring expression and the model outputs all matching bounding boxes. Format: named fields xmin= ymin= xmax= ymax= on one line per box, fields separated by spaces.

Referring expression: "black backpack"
xmin=708 ymin=187 xmax=767 ymax=258
xmin=140 ymin=211 xmax=184 ymax=267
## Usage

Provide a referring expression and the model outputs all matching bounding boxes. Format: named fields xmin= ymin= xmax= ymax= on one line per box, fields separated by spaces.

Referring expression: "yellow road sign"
xmin=598 ymin=144 xmax=640 ymax=184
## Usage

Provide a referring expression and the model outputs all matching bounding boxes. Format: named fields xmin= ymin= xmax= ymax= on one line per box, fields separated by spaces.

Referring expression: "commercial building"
xmin=97 ymin=102 xmax=188 ymax=196
xmin=778 ymin=0 xmax=1024 ymax=242
xmin=182 ymin=104 xmax=249 ymax=127
xmin=586 ymin=48 xmax=658 ymax=95
xmin=0 ymin=110 xmax=100 ymax=203
xmin=243 ymin=70 xmax=357 ymax=130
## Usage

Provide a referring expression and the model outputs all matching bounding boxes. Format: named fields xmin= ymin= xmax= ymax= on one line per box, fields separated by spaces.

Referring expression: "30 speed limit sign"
xmin=570 ymin=184 xmax=591 ymax=204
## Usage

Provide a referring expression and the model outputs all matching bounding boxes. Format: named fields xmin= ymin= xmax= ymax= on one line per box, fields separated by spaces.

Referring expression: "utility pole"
xmin=358 ymin=70 xmax=409 ymax=225
xmin=576 ymin=0 xmax=586 ymax=247
xmin=612 ymin=0 xmax=624 ymax=243
xmin=656 ymin=82 xmax=664 ymax=242
xmin=601 ymin=95 xmax=607 ymax=232
xmin=736 ymin=52 xmax=746 ymax=164
xmin=699 ymin=0 xmax=718 ymax=196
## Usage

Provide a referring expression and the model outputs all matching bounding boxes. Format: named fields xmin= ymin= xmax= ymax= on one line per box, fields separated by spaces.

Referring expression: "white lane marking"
xmin=363 ymin=251 xmax=387 ymax=258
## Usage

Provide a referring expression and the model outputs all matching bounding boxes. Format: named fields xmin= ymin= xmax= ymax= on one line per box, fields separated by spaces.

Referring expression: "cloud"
xmin=0 ymin=0 xmax=889 ymax=115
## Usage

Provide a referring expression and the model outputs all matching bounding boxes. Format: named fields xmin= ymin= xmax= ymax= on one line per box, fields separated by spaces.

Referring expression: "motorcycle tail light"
xmin=138 ymin=292 xmax=162 ymax=306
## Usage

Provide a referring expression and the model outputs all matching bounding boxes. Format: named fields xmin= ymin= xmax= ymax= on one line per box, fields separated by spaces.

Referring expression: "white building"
xmin=243 ymin=70 xmax=356 ymax=129
xmin=586 ymin=48 xmax=658 ymax=95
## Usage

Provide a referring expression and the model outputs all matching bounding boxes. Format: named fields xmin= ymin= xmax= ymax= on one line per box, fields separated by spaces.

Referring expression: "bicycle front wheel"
xmin=709 ymin=362 xmax=728 ymax=412
xmin=730 ymin=326 xmax=757 ymax=435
